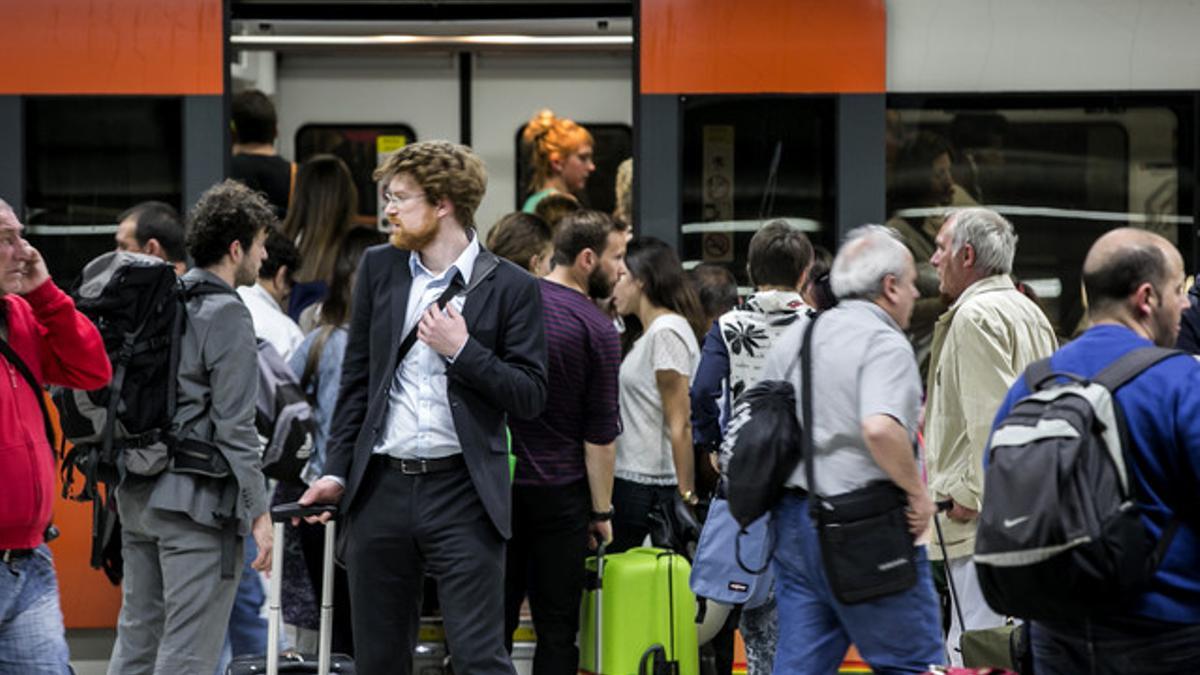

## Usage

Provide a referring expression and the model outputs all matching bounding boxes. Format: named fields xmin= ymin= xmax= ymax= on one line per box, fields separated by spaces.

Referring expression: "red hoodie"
xmin=0 ymin=280 xmax=111 ymax=550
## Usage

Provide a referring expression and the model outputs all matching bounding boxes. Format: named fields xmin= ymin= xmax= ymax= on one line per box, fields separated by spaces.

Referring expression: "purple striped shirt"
xmin=509 ymin=278 xmax=622 ymax=486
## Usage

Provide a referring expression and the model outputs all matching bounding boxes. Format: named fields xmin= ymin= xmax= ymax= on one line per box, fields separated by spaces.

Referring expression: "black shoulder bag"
xmin=801 ymin=314 xmax=919 ymax=604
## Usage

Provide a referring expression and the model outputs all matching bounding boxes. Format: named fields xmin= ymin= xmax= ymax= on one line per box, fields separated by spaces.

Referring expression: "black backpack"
xmin=974 ymin=346 xmax=1184 ymax=621
xmin=55 ymin=252 xmax=233 ymax=579
xmin=721 ymin=314 xmax=815 ymax=529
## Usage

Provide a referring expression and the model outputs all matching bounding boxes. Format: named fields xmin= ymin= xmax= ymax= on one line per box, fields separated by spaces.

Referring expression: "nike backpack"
xmin=974 ymin=346 xmax=1183 ymax=621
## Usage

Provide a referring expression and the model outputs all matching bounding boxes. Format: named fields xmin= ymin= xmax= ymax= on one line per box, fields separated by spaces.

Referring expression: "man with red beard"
xmin=502 ymin=210 xmax=625 ymax=674
xmin=299 ymin=140 xmax=547 ymax=675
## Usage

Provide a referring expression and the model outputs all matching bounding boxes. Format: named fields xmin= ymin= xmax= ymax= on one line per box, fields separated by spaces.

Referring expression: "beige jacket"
xmin=925 ymin=274 xmax=1057 ymax=559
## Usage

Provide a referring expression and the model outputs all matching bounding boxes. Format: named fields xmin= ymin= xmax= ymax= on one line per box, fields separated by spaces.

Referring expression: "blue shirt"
xmin=991 ymin=324 xmax=1200 ymax=623
xmin=374 ymin=236 xmax=480 ymax=460
xmin=287 ymin=325 xmax=348 ymax=483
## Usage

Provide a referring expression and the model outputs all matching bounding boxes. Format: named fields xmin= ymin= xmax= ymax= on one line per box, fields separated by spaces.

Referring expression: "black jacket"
xmin=1177 ymin=281 xmax=1200 ymax=355
xmin=324 ymin=244 xmax=547 ymax=542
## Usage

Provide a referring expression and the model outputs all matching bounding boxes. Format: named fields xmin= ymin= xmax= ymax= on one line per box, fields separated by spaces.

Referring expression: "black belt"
xmin=1 ymin=548 xmax=35 ymax=564
xmin=376 ymin=453 xmax=466 ymax=475
xmin=786 ymin=486 xmax=809 ymax=498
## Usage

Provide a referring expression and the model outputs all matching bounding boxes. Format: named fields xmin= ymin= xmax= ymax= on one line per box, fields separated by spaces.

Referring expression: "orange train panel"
xmin=50 ymin=478 xmax=122 ymax=628
xmin=640 ymin=0 xmax=886 ymax=95
xmin=0 ymin=0 xmax=223 ymax=95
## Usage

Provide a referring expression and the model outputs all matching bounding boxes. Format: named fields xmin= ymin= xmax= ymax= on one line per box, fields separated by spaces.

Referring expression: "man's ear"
xmin=228 ymin=238 xmax=244 ymax=263
xmin=1132 ymin=281 xmax=1156 ymax=319
xmin=579 ymin=248 xmax=597 ymax=270
xmin=962 ymin=242 xmax=979 ymax=270
xmin=273 ymin=265 xmax=289 ymax=291
xmin=881 ymin=273 xmax=900 ymax=303
xmin=143 ymin=238 xmax=164 ymax=260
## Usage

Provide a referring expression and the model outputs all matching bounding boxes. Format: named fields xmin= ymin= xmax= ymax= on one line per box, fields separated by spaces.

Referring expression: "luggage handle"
xmin=271 ymin=501 xmax=339 ymax=523
xmin=594 ymin=541 xmax=605 ymax=674
xmin=267 ymin=507 xmax=339 ymax=675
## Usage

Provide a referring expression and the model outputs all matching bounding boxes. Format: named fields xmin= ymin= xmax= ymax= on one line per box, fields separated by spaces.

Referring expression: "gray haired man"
xmin=925 ymin=207 xmax=1057 ymax=664
xmin=760 ymin=225 xmax=942 ymax=673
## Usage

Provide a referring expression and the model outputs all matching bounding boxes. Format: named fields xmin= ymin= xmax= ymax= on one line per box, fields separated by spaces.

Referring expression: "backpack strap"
xmin=1023 ymin=357 xmax=1056 ymax=392
xmin=1092 ymin=346 xmax=1184 ymax=393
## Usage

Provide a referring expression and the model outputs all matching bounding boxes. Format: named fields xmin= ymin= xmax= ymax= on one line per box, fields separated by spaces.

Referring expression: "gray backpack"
xmin=255 ymin=339 xmax=316 ymax=484
xmin=975 ymin=346 xmax=1184 ymax=621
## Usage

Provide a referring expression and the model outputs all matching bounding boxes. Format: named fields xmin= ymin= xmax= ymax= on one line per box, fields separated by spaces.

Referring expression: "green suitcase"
xmin=579 ymin=546 xmax=699 ymax=675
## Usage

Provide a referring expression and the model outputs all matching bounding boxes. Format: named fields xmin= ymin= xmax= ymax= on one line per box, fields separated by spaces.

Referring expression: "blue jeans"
xmin=771 ymin=493 xmax=942 ymax=675
xmin=0 ymin=545 xmax=71 ymax=674
xmin=1031 ymin=619 xmax=1200 ymax=675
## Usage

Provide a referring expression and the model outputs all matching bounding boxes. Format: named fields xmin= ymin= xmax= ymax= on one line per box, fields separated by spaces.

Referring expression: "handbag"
xmin=933 ymin=509 xmax=1029 ymax=672
xmin=801 ymin=313 xmax=919 ymax=604
xmin=689 ymin=496 xmax=773 ymax=609
xmin=647 ymin=491 xmax=701 ymax=559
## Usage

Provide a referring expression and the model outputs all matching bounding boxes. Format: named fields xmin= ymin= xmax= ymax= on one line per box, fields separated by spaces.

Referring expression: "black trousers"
xmin=610 ymin=477 xmax=676 ymax=553
xmin=503 ymin=479 xmax=591 ymax=675
xmin=345 ymin=458 xmax=514 ymax=675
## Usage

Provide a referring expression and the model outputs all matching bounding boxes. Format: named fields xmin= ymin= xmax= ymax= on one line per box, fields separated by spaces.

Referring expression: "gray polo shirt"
xmin=760 ymin=300 xmax=921 ymax=496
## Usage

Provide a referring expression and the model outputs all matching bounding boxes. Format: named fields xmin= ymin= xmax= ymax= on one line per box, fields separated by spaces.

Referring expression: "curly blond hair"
xmin=373 ymin=140 xmax=487 ymax=229
xmin=522 ymin=109 xmax=593 ymax=194
xmin=613 ymin=158 xmax=633 ymax=229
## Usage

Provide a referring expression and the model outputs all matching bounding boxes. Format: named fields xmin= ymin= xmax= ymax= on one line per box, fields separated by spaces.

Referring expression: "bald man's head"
xmin=1083 ymin=228 xmax=1187 ymax=345
xmin=1083 ymin=229 xmax=1179 ymax=309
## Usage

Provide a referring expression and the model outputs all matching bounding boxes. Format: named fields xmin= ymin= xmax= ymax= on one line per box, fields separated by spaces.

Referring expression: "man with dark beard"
xmin=298 ymin=140 xmax=547 ymax=675
xmin=502 ymin=210 xmax=625 ymax=674
xmin=109 ymin=180 xmax=274 ymax=674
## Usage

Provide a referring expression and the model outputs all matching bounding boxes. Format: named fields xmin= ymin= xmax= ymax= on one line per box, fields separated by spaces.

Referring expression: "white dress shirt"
xmin=373 ymin=237 xmax=479 ymax=460
xmin=238 ymin=282 xmax=305 ymax=360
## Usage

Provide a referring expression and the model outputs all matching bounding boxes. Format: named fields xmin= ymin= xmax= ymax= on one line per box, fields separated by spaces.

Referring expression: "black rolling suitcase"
xmin=227 ymin=502 xmax=355 ymax=674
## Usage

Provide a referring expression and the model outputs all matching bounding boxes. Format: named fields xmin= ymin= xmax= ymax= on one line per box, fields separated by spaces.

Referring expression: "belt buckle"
xmin=2 ymin=549 xmax=20 ymax=565
xmin=402 ymin=458 xmax=428 ymax=475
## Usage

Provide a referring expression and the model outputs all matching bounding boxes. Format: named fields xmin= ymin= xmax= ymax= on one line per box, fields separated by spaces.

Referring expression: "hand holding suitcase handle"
xmin=272 ymin=501 xmax=339 ymax=524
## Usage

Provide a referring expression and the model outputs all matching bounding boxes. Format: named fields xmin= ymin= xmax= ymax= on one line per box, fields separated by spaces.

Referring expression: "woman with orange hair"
xmin=521 ymin=109 xmax=596 ymax=213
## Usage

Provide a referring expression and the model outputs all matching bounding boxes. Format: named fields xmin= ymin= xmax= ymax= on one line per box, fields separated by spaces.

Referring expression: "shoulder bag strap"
xmin=0 ymin=338 xmax=56 ymax=450
xmin=395 ymin=275 xmax=466 ymax=366
xmin=801 ymin=312 xmax=821 ymax=509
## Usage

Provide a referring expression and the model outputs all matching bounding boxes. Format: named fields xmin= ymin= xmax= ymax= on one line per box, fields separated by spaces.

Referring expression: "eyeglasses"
xmin=382 ymin=192 xmax=427 ymax=207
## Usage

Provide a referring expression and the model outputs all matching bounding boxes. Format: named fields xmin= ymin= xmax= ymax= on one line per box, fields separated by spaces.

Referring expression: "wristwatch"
xmin=590 ymin=506 xmax=614 ymax=522
xmin=679 ymin=489 xmax=699 ymax=506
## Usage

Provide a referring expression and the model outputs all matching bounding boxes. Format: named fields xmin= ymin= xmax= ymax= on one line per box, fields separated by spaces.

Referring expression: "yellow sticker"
xmin=377 ymin=135 xmax=408 ymax=155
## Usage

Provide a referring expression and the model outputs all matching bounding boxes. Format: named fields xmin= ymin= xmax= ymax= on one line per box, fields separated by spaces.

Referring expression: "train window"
xmin=679 ymin=96 xmax=836 ymax=290
xmin=886 ymin=96 xmax=1194 ymax=336
xmin=295 ymin=123 xmax=418 ymax=231
xmin=24 ymin=97 xmax=184 ymax=286
xmin=514 ymin=122 xmax=633 ymax=214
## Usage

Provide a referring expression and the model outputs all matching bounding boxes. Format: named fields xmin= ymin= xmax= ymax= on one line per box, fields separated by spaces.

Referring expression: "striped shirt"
xmin=509 ymin=278 xmax=622 ymax=486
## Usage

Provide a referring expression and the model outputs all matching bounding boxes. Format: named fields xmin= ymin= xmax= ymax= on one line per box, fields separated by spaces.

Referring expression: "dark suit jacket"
xmin=325 ymin=243 xmax=548 ymax=541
